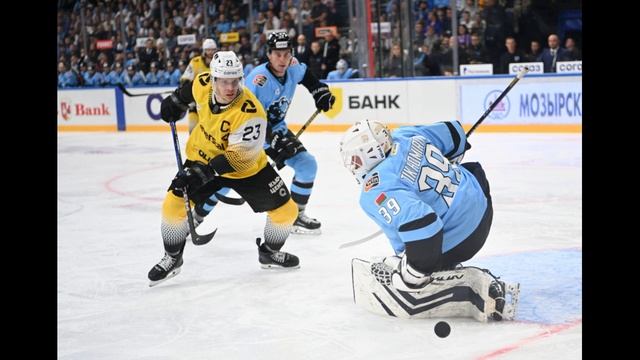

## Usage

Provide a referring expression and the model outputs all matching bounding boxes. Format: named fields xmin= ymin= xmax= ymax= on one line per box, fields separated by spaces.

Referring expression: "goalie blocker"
xmin=351 ymin=258 xmax=520 ymax=322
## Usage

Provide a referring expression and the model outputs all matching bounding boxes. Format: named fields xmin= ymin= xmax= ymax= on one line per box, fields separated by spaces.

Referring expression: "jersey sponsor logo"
xmin=253 ymin=74 xmax=267 ymax=87
xmin=199 ymin=124 xmax=226 ymax=151
xmin=364 ymin=172 xmax=380 ymax=192
xmin=241 ymin=100 xmax=257 ymax=113
xmin=268 ymin=175 xmax=286 ymax=195
xmin=375 ymin=192 xmax=387 ymax=206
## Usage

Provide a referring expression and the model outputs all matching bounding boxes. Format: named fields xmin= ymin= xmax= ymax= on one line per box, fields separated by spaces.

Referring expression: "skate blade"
xmin=148 ymin=267 xmax=182 ymax=287
xmin=291 ymin=226 xmax=321 ymax=235
xmin=501 ymin=282 xmax=520 ymax=320
xmin=260 ymin=263 xmax=301 ymax=270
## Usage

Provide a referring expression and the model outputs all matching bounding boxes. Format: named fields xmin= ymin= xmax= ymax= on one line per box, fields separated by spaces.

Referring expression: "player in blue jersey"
xmin=243 ymin=31 xmax=335 ymax=235
xmin=340 ymin=120 xmax=493 ymax=287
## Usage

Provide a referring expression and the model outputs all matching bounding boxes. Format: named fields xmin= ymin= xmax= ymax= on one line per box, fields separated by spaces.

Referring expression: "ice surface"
xmin=58 ymin=131 xmax=581 ymax=359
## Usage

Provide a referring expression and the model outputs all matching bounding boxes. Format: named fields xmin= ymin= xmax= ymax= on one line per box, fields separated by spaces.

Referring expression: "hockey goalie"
xmin=339 ymin=119 xmax=519 ymax=322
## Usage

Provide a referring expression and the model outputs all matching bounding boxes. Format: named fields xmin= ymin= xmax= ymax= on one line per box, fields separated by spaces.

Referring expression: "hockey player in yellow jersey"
xmin=148 ymin=51 xmax=300 ymax=287
xmin=180 ymin=38 xmax=218 ymax=133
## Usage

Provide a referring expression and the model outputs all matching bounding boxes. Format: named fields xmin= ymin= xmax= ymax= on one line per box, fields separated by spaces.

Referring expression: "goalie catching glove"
xmin=371 ymin=255 xmax=432 ymax=292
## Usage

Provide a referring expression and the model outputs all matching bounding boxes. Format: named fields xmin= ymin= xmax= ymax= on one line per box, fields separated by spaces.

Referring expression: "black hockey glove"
xmin=311 ymin=84 xmax=335 ymax=112
xmin=171 ymin=162 xmax=218 ymax=197
xmin=271 ymin=132 xmax=302 ymax=159
xmin=160 ymin=93 xmax=189 ymax=123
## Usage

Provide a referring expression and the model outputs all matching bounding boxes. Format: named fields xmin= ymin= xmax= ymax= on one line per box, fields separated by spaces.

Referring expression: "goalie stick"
xmin=339 ymin=67 xmax=530 ymax=249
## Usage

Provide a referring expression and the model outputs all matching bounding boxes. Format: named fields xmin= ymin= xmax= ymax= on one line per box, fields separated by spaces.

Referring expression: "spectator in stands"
xmin=123 ymin=64 xmax=146 ymax=86
xmin=465 ymin=33 xmax=490 ymax=64
xmin=105 ymin=62 xmax=125 ymax=86
xmin=564 ymin=37 xmax=581 ymax=61
xmin=322 ymin=32 xmax=341 ymax=78
xmin=537 ymin=33 xmax=571 ymax=73
xmin=164 ymin=60 xmax=182 ymax=86
xmin=414 ymin=43 xmax=442 ymax=77
xmin=58 ymin=62 xmax=78 ymax=88
xmin=295 ymin=34 xmax=311 ymax=65
xmin=138 ymin=37 xmax=158 ymax=73
xmin=327 ymin=59 xmax=357 ymax=80
xmin=498 ymin=36 xmax=525 ymax=74
xmin=310 ymin=0 xmax=329 ymax=27
xmin=307 ymin=40 xmax=325 ymax=79
xmin=459 ymin=10 xmax=473 ymax=31
xmin=83 ymin=64 xmax=105 ymax=87
xmin=424 ymin=25 xmax=440 ymax=54
xmin=384 ymin=43 xmax=404 ymax=77
xmin=145 ymin=62 xmax=161 ymax=85
xmin=457 ymin=24 xmax=471 ymax=49
xmin=525 ymin=39 xmax=542 ymax=62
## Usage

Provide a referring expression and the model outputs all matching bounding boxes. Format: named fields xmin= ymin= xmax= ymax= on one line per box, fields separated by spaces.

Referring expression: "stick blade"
xmin=191 ymin=228 xmax=217 ymax=245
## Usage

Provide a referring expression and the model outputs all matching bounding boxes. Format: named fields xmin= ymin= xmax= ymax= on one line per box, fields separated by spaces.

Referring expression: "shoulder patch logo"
xmin=374 ymin=192 xmax=387 ymax=206
xmin=241 ymin=100 xmax=257 ymax=113
xmin=253 ymin=74 xmax=267 ymax=87
xmin=364 ymin=172 xmax=380 ymax=192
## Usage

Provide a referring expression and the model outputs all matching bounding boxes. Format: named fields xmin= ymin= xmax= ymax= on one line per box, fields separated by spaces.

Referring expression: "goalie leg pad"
xmin=351 ymin=259 xmax=519 ymax=322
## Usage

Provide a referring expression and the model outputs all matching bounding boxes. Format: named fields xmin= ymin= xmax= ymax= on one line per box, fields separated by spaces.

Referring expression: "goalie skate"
xmin=291 ymin=213 xmax=321 ymax=235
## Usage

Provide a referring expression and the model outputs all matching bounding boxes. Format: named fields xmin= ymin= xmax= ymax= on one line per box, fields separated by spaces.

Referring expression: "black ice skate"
xmin=256 ymin=238 xmax=300 ymax=269
xmin=291 ymin=212 xmax=321 ymax=235
xmin=148 ymin=252 xmax=184 ymax=287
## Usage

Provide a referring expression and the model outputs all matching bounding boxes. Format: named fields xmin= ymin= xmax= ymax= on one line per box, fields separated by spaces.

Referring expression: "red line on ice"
xmin=475 ymin=318 xmax=582 ymax=360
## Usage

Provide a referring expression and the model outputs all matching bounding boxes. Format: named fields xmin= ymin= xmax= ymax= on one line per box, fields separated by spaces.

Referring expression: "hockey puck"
xmin=434 ymin=321 xmax=450 ymax=338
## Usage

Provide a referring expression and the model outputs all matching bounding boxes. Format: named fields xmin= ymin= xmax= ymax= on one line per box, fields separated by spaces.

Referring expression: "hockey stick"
xmin=271 ymin=109 xmax=322 ymax=169
xmin=169 ymin=121 xmax=217 ymax=245
xmin=117 ymin=83 xmax=173 ymax=97
xmin=339 ymin=68 xmax=530 ymax=250
xmin=466 ymin=66 xmax=529 ymax=137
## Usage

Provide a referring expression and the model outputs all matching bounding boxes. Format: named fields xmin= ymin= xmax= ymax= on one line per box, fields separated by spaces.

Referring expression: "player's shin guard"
xmin=258 ymin=199 xmax=299 ymax=269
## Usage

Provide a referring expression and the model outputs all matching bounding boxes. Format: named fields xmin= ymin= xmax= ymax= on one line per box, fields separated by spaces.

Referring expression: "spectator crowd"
xmin=58 ymin=0 xmax=581 ymax=88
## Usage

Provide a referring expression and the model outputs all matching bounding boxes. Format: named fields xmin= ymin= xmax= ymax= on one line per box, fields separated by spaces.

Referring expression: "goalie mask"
xmin=339 ymin=120 xmax=392 ymax=183
xmin=210 ymin=51 xmax=244 ymax=103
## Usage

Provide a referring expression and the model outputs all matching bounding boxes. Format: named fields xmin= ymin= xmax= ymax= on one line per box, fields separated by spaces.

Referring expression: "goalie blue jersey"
xmin=359 ymin=121 xmax=488 ymax=255
xmin=244 ymin=60 xmax=308 ymax=135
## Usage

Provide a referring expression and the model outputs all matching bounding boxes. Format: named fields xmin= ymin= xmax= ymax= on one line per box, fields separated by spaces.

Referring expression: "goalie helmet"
xmin=210 ymin=51 xmax=243 ymax=79
xmin=339 ymin=120 xmax=392 ymax=182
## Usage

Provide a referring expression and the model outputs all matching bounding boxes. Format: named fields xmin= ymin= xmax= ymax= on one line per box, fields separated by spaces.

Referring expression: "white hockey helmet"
xmin=210 ymin=51 xmax=243 ymax=79
xmin=339 ymin=120 xmax=392 ymax=182
xmin=202 ymin=38 xmax=217 ymax=51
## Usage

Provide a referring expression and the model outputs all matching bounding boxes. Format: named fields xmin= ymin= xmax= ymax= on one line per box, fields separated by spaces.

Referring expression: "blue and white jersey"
xmin=244 ymin=60 xmax=308 ymax=134
xmin=359 ymin=121 xmax=487 ymax=255
xmin=327 ymin=68 xmax=355 ymax=80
